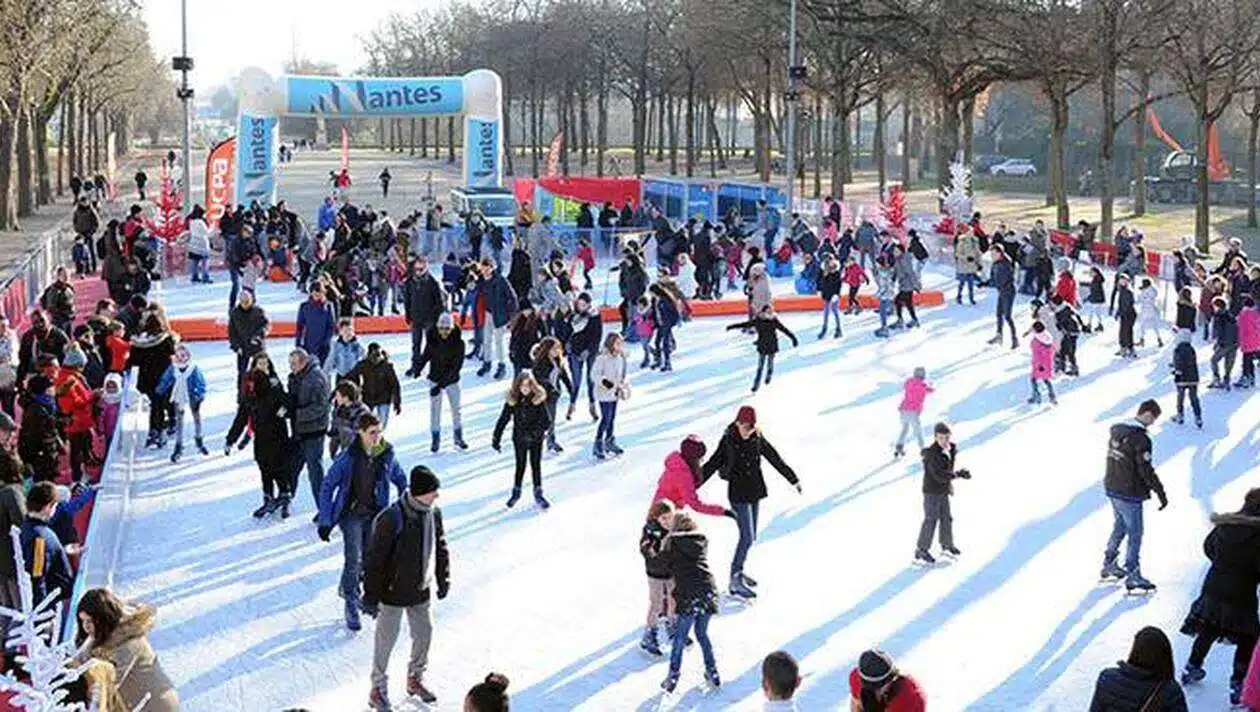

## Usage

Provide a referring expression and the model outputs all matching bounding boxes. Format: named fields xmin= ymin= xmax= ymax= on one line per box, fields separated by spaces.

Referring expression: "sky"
xmin=144 ymin=0 xmax=431 ymax=90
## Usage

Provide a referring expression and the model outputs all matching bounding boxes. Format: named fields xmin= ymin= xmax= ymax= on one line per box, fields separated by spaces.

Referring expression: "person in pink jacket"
xmin=650 ymin=435 xmax=730 ymax=518
xmin=1235 ymin=294 xmax=1260 ymax=389
xmin=1029 ymin=321 xmax=1058 ymax=405
xmin=894 ymin=367 xmax=933 ymax=459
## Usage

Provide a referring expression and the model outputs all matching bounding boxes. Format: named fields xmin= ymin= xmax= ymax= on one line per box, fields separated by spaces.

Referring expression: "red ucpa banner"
xmin=205 ymin=137 xmax=236 ymax=228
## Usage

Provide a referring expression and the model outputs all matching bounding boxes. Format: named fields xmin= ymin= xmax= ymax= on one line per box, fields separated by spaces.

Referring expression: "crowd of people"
xmin=14 ymin=156 xmax=1260 ymax=711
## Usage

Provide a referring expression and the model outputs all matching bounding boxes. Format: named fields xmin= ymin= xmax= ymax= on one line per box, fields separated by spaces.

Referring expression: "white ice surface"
xmin=109 ymin=264 xmax=1257 ymax=711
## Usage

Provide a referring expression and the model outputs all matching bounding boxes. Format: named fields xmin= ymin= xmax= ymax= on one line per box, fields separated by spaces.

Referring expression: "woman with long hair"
xmin=591 ymin=332 xmax=631 ymax=460
xmin=464 ymin=672 xmax=510 ymax=712
xmin=529 ymin=336 xmax=573 ymax=453
xmin=76 ymin=588 xmax=179 ymax=712
xmin=491 ymin=372 xmax=552 ymax=509
xmin=1179 ymin=488 xmax=1260 ymax=706
xmin=1090 ymin=626 xmax=1188 ymax=711
xmin=226 ymin=352 xmax=294 ymax=519
xmin=659 ymin=511 xmax=720 ymax=693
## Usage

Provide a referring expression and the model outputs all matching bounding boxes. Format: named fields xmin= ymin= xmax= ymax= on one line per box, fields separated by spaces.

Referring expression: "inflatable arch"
xmin=233 ymin=67 xmax=503 ymax=206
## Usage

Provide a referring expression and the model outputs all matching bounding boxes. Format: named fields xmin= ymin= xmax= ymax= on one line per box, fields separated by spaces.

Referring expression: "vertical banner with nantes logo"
xmin=464 ymin=117 xmax=501 ymax=188
xmin=205 ymin=137 xmax=236 ymax=228
xmin=235 ymin=113 xmax=278 ymax=206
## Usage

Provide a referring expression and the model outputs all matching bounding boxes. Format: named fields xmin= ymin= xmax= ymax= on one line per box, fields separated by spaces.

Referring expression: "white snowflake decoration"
xmin=940 ymin=159 xmax=973 ymax=221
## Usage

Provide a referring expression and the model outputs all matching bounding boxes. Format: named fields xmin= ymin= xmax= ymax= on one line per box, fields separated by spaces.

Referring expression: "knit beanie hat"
xmin=409 ymin=466 xmax=440 ymax=496
xmin=437 ymin=312 xmax=455 ymax=329
xmin=934 ymin=422 xmax=952 ymax=436
xmin=736 ymin=406 xmax=757 ymax=426
xmin=913 ymin=366 xmax=926 ymax=380
xmin=62 ymin=344 xmax=87 ymax=369
xmin=679 ymin=435 xmax=707 ymax=462
xmin=858 ymin=649 xmax=897 ymax=685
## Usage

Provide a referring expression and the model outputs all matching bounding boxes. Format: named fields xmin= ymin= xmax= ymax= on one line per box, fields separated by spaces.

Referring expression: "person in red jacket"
xmin=55 ymin=346 xmax=96 ymax=483
xmin=1054 ymin=267 xmax=1078 ymax=307
xmin=104 ymin=322 xmax=130 ymax=374
xmin=848 ymin=649 xmax=926 ymax=712
xmin=650 ymin=435 xmax=730 ymax=519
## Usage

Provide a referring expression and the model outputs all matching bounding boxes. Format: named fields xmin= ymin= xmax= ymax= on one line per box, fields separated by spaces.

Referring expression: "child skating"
xmin=639 ymin=500 xmax=676 ymax=656
xmin=1136 ymin=277 xmax=1165 ymax=348
xmin=1082 ymin=267 xmax=1107 ymax=333
xmin=914 ymin=422 xmax=971 ymax=565
xmin=817 ymin=256 xmax=844 ymax=339
xmin=894 ymin=367 xmax=933 ymax=459
xmin=1028 ymin=321 xmax=1058 ymax=405
xmin=155 ymin=343 xmax=210 ymax=462
xmin=1170 ymin=329 xmax=1203 ymax=428
xmin=726 ymin=306 xmax=798 ymax=393
xmin=1209 ymin=297 xmax=1239 ymax=391
xmin=491 ymin=372 xmax=553 ymax=510
xmin=841 ymin=256 xmax=868 ymax=315
xmin=1235 ymin=294 xmax=1259 ymax=389
xmin=658 ymin=511 xmax=721 ymax=693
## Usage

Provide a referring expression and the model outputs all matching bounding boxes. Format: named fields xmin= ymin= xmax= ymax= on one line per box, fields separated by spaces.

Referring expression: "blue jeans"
xmin=375 ymin=403 xmax=391 ymax=430
xmin=956 ymin=273 xmax=976 ymax=303
xmin=878 ymin=298 xmax=893 ymax=330
xmin=188 ymin=253 xmax=210 ymax=282
xmin=595 ymin=401 xmax=617 ymax=443
xmin=228 ymin=266 xmax=242 ymax=311
xmin=655 ymin=325 xmax=674 ymax=366
xmin=669 ymin=610 xmax=716 ymax=675
xmin=730 ymin=501 xmax=759 ymax=577
xmin=820 ymin=296 xmax=840 ymax=334
xmin=339 ymin=512 xmax=374 ymax=606
xmin=568 ymin=351 xmax=596 ymax=406
xmin=1104 ymin=496 xmax=1144 ymax=576
xmin=293 ymin=435 xmax=326 ymax=506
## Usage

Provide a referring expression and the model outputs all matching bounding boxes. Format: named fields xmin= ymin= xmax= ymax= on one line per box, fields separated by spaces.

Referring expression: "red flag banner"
xmin=205 ymin=137 xmax=236 ymax=229
xmin=545 ymin=131 xmax=563 ymax=177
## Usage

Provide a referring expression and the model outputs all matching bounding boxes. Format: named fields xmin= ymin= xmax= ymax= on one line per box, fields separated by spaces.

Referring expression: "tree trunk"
xmin=937 ymin=92 xmax=961 ymax=206
xmin=1097 ymin=25 xmax=1118 ymax=241
xmin=632 ymin=77 xmax=647 ymax=175
xmin=685 ymin=73 xmax=695 ymax=177
xmin=707 ymin=98 xmax=719 ymax=177
xmin=34 ymin=111 xmax=50 ymax=206
xmin=814 ymin=95 xmax=824 ymax=197
xmin=1248 ymin=95 xmax=1259 ymax=228
xmin=447 ymin=116 xmax=455 ymax=164
xmin=667 ymin=92 xmax=679 ymax=175
xmin=16 ymin=104 xmax=33 ymax=218
xmin=420 ymin=117 xmax=429 ymax=158
xmin=67 ymin=89 xmax=77 ymax=182
xmin=557 ymin=93 xmax=569 ymax=176
xmin=830 ymin=103 xmax=846 ymax=199
xmin=388 ymin=119 xmax=396 ymax=151
xmin=0 ymin=110 xmax=16 ymax=230
xmin=434 ymin=113 xmax=442 ymax=160
xmin=1131 ymin=69 xmax=1150 ymax=217
xmin=874 ymin=90 xmax=886 ymax=198
xmin=528 ymin=89 xmax=539 ymax=177
xmin=56 ymin=99 xmax=65 ymax=198
xmin=900 ymin=96 xmax=911 ymax=189
xmin=961 ymin=96 xmax=975 ymax=167
xmin=90 ymin=106 xmax=99 ymax=171
xmin=1194 ymin=98 xmax=1210 ymax=253
xmin=852 ymin=108 xmax=862 ymax=174
xmin=596 ymin=84 xmax=608 ymax=177
xmin=503 ymin=80 xmax=515 ymax=176
xmin=1049 ymin=91 xmax=1070 ymax=228
xmin=408 ymin=118 xmax=416 ymax=156
xmin=579 ymin=88 xmax=590 ymax=170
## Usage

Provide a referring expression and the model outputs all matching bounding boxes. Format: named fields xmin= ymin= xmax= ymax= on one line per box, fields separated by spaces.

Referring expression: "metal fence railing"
xmin=0 ymin=228 xmax=71 ymax=328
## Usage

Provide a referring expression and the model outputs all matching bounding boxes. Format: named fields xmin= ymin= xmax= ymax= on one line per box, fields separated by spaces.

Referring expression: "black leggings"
xmin=895 ymin=291 xmax=917 ymax=321
xmin=513 ymin=439 xmax=544 ymax=490
xmin=1188 ymin=628 xmax=1256 ymax=683
xmin=996 ymin=290 xmax=1016 ymax=336
xmin=69 ymin=432 xmax=93 ymax=481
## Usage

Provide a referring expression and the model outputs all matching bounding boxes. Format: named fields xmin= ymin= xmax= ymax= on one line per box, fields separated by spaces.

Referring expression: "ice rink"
xmin=101 ymin=251 xmax=1260 ymax=710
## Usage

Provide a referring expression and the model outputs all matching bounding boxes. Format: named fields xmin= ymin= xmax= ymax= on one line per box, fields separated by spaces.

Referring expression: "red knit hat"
xmin=736 ymin=406 xmax=757 ymax=425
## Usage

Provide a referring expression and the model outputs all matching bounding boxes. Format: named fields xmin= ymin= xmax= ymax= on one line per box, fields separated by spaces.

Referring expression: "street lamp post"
xmin=785 ymin=0 xmax=803 ymax=218
xmin=173 ymin=0 xmax=195 ymax=210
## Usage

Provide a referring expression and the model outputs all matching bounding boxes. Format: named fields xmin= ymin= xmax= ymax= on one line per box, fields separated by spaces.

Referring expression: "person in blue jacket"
xmin=317 ymin=196 xmax=337 ymax=233
xmin=155 ymin=343 xmax=209 ymax=462
xmin=20 ymin=482 xmax=73 ymax=611
xmin=316 ymin=412 xmax=408 ymax=632
xmin=296 ymin=282 xmax=337 ymax=365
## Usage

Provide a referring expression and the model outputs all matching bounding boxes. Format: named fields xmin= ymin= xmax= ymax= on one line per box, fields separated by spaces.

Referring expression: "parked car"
xmin=990 ymin=158 xmax=1037 ymax=176
xmin=974 ymin=154 xmax=1010 ymax=174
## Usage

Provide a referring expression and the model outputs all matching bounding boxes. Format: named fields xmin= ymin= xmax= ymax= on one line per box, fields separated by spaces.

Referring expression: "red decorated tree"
xmin=882 ymin=184 xmax=908 ymax=243
xmin=144 ymin=174 xmax=186 ymax=241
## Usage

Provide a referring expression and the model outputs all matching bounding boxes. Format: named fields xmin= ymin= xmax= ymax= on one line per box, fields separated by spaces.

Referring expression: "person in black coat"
xmin=725 ymin=307 xmax=798 ymax=393
xmin=16 ymin=311 xmax=69 ymax=388
xmin=507 ymin=241 xmax=533 ymax=306
xmin=416 ymin=313 xmax=467 ymax=453
xmin=565 ymin=294 xmax=603 ymax=421
xmin=491 ymin=372 xmax=552 ymax=510
xmin=403 ymin=257 xmax=447 ymax=378
xmin=618 ymin=252 xmax=650 ymax=333
xmin=1089 ymin=626 xmax=1188 ymax=712
xmin=228 ymin=289 xmax=269 ymax=379
xmin=127 ymin=314 xmax=177 ymax=448
xmin=700 ymin=406 xmax=799 ymax=598
xmin=913 ymin=422 xmax=970 ymax=564
xmin=1114 ymin=274 xmax=1138 ymax=358
xmin=529 ymin=337 xmax=573 ymax=453
xmin=657 ymin=512 xmax=721 ymax=693
xmin=344 ymin=343 xmax=402 ymax=426
xmin=1170 ymin=330 xmax=1202 ymax=427
xmin=1178 ymin=488 xmax=1260 ymax=699
xmin=228 ymin=354 xmax=295 ymax=518
xmin=17 ymin=375 xmax=64 ymax=483
xmin=360 ymin=466 xmax=449 ymax=706
xmin=1209 ymin=297 xmax=1239 ymax=389
xmin=1101 ymin=399 xmax=1166 ymax=592
xmin=1174 ymin=287 xmax=1197 ymax=335
xmin=508 ymin=305 xmax=545 ymax=378
xmin=987 ymin=248 xmax=1018 ymax=349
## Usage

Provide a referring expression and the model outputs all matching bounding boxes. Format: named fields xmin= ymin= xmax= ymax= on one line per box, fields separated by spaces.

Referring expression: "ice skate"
xmin=907 ymin=319 xmax=920 ymax=329
xmin=406 ymin=673 xmax=437 ymax=704
xmin=1180 ymin=664 xmax=1205 ymax=685
xmin=476 ymin=361 xmax=491 ymax=377
xmin=368 ymin=684 xmax=392 ymax=711
xmin=913 ymin=549 xmax=936 ymax=566
xmin=593 ymin=440 xmax=606 ymax=461
xmin=345 ymin=599 xmax=362 ymax=632
xmin=1230 ymin=679 xmax=1243 ymax=706
xmin=941 ymin=546 xmax=961 ymax=558
xmin=728 ymin=577 xmax=756 ymax=599
xmin=1027 ymin=393 xmax=1041 ymax=405
xmin=1196 ymin=417 xmax=1203 ymax=429
xmin=661 ymin=671 xmax=680 ymax=693
xmin=493 ymin=363 xmax=506 ymax=380
xmin=566 ymin=403 xmax=575 ymax=420
xmin=739 ymin=572 xmax=758 ymax=587
xmin=986 ymin=334 xmax=1002 ymax=345
xmin=834 ymin=328 xmax=842 ymax=339
xmin=195 ymin=437 xmax=209 ymax=456
xmin=1124 ymin=573 xmax=1156 ymax=594
xmin=453 ymin=429 xmax=468 ymax=451
xmin=547 ymin=439 xmax=564 ymax=454
xmin=817 ymin=328 xmax=827 ymax=340
xmin=605 ymin=438 xmax=624 ymax=456
xmin=589 ymin=402 xmax=598 ymax=421
xmin=170 ymin=445 xmax=182 ymax=463
xmin=505 ymin=487 xmax=521 ymax=509
xmin=533 ymin=487 xmax=551 ymax=510
xmin=704 ymin=667 xmax=721 ymax=690
xmin=252 ymin=496 xmax=276 ymax=519
xmin=1172 ymin=413 xmax=1184 ymax=425
xmin=875 ymin=328 xmax=890 ymax=338
xmin=890 ymin=319 xmax=905 ymax=330
xmin=893 ymin=443 xmax=905 ymax=459
xmin=430 ymin=432 xmax=440 ymax=453
xmin=1010 ymin=336 xmax=1019 ymax=350
xmin=639 ymin=627 xmax=662 ymax=656
xmin=660 ymin=361 xmax=673 ymax=373
xmin=1099 ymin=559 xmax=1126 ymax=582
xmin=277 ymin=494 xmax=291 ymax=519
xmin=640 ymin=356 xmax=651 ymax=369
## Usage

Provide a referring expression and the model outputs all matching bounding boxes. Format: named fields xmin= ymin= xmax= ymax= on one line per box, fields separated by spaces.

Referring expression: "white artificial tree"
xmin=939 ymin=158 xmax=974 ymax=222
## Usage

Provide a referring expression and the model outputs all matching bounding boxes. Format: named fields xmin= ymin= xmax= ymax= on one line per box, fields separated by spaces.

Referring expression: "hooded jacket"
xmin=1031 ymin=330 xmax=1055 ymax=380
xmin=86 ymin=604 xmax=180 ymax=712
xmin=363 ymin=498 xmax=450 ymax=607
xmin=652 ymin=452 xmax=726 ymax=517
xmin=660 ymin=531 xmax=719 ymax=614
xmin=491 ymin=388 xmax=551 ymax=446
xmin=1171 ymin=341 xmax=1199 ymax=386
xmin=327 ymin=336 xmax=365 ymax=379
xmin=1104 ymin=421 xmax=1165 ymax=503
xmin=317 ymin=439 xmax=408 ymax=527
xmin=417 ymin=328 xmax=465 ymax=388
xmin=1181 ymin=512 xmax=1260 ymax=640
xmin=1088 ymin=662 xmax=1187 ymax=712
xmin=700 ymin=424 xmax=798 ymax=504
xmin=345 ymin=351 xmax=402 ymax=409
xmin=127 ymin=330 xmax=176 ymax=397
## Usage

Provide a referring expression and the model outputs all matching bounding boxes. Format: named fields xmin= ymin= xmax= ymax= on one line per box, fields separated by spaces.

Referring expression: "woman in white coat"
xmin=592 ymin=332 xmax=630 ymax=460
xmin=676 ymin=253 xmax=698 ymax=300
xmin=182 ymin=204 xmax=215 ymax=284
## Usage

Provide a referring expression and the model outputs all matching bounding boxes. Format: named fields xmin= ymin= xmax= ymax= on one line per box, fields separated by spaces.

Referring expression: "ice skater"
xmin=415 ymin=313 xmax=467 ymax=453
xmin=913 ymin=422 xmax=970 ymax=565
xmin=1113 ymin=274 xmax=1137 ymax=358
xmin=725 ymin=306 xmax=798 ymax=393
xmin=1170 ymin=330 xmax=1202 ymax=428
xmin=1209 ymin=297 xmax=1238 ymax=390
xmin=1177 ymin=487 xmax=1260 ymax=707
xmin=1099 ymin=399 xmax=1166 ymax=593
xmin=894 ymin=367 xmax=933 ymax=459
xmin=817 ymin=256 xmax=844 ymax=339
xmin=154 ymin=343 xmax=209 ymax=463
xmin=639 ymin=499 xmax=676 ymax=656
xmin=1028 ymin=321 xmax=1058 ymax=405
xmin=1051 ymin=295 xmax=1084 ymax=376
xmin=592 ymin=333 xmax=631 ymax=460
xmin=1136 ymin=277 xmax=1165 ymax=348
xmin=987 ymin=247 xmax=1018 ymax=349
xmin=491 ymin=372 xmax=552 ymax=510
xmin=1081 ymin=266 xmax=1108 ymax=333
xmin=1235 ymin=294 xmax=1259 ymax=389
xmin=658 ymin=511 xmax=721 ymax=693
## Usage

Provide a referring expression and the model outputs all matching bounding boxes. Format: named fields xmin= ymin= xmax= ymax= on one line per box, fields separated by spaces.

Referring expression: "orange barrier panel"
xmin=170 ymin=291 xmax=946 ymax=341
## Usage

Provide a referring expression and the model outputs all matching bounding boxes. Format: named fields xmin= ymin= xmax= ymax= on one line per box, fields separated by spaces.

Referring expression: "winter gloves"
xmin=317 ymin=525 xmax=332 ymax=542
xmin=1157 ymin=490 xmax=1169 ymax=510
xmin=723 ymin=509 xmax=736 ymax=519
xmin=491 ymin=440 xmax=501 ymax=452
xmin=955 ymin=468 xmax=972 ymax=480
xmin=437 ymin=582 xmax=449 ymax=600
xmin=430 ymin=386 xmax=441 ymax=398
xmin=360 ymin=601 xmax=379 ymax=618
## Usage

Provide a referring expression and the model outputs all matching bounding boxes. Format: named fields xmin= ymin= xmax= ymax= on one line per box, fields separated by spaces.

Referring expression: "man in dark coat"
xmin=288 ymin=348 xmax=331 ymax=513
xmin=17 ymin=376 xmax=64 ymax=482
xmin=1101 ymin=399 xmax=1166 ymax=592
xmin=986 ymin=247 xmax=1018 ymax=349
xmin=345 ymin=343 xmax=402 ymax=426
xmin=228 ymin=288 xmax=269 ymax=378
xmin=39 ymin=267 xmax=76 ymax=336
xmin=316 ymin=413 xmax=407 ymax=632
xmin=403 ymin=257 xmax=447 ymax=378
xmin=16 ymin=311 xmax=69 ymax=388
xmin=295 ymin=283 xmax=337 ymax=366
xmin=361 ymin=466 xmax=449 ymax=708
xmin=699 ymin=406 xmax=800 ymax=599
xmin=416 ymin=313 xmax=466 ymax=453
xmin=475 ymin=259 xmax=517 ymax=379
xmin=914 ymin=422 xmax=970 ymax=565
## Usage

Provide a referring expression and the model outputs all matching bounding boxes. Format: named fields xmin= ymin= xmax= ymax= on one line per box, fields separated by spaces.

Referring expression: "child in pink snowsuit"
xmin=1236 ymin=294 xmax=1260 ymax=388
xmin=894 ymin=367 xmax=934 ymax=458
xmin=1029 ymin=321 xmax=1058 ymax=405
xmin=97 ymin=373 xmax=124 ymax=455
